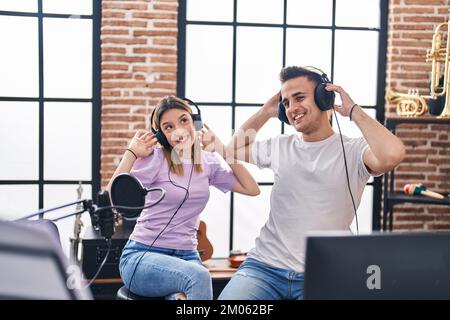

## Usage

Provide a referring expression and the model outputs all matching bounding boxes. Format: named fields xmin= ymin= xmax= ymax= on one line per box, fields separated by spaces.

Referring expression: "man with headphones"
xmin=219 ymin=66 xmax=406 ymax=300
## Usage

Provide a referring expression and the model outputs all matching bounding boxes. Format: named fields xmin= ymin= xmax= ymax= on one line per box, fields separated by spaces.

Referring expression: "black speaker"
xmin=80 ymin=224 xmax=134 ymax=280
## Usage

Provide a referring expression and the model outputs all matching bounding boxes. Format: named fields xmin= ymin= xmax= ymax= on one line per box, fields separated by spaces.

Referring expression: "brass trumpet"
xmin=385 ymin=88 xmax=428 ymax=117
xmin=426 ymin=14 xmax=450 ymax=118
xmin=387 ymin=12 xmax=450 ymax=118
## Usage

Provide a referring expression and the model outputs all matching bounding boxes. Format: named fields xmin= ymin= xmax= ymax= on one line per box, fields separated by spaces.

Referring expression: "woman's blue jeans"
xmin=119 ymin=240 xmax=212 ymax=300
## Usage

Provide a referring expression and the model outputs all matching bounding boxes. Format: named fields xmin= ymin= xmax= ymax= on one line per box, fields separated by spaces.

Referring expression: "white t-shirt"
xmin=248 ymin=133 xmax=373 ymax=273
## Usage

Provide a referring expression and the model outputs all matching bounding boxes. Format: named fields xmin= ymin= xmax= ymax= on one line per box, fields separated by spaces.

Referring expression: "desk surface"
xmin=203 ymin=258 xmax=238 ymax=280
xmin=90 ymin=258 xmax=238 ymax=284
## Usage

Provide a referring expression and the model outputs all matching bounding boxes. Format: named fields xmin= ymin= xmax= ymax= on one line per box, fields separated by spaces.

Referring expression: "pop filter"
xmin=110 ymin=173 xmax=165 ymax=220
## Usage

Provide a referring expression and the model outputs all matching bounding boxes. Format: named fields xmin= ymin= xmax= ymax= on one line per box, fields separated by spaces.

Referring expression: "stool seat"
xmin=116 ymin=285 xmax=164 ymax=300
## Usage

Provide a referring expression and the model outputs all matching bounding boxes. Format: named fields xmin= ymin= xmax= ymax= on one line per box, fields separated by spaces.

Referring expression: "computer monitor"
xmin=304 ymin=232 xmax=450 ymax=300
xmin=0 ymin=220 xmax=92 ymax=300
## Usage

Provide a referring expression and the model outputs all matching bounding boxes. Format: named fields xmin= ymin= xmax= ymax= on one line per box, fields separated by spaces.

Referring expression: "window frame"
xmin=0 ymin=0 xmax=101 ymax=214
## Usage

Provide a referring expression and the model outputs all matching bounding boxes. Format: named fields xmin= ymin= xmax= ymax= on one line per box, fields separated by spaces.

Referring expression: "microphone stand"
xmin=71 ymin=182 xmax=84 ymax=264
xmin=17 ymin=186 xmax=166 ymax=237
xmin=18 ymin=199 xmax=94 ymax=222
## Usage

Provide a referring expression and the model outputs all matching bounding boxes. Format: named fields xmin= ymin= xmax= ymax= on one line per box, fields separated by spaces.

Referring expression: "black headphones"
xmin=150 ymin=97 xmax=203 ymax=149
xmin=278 ymin=66 xmax=335 ymax=125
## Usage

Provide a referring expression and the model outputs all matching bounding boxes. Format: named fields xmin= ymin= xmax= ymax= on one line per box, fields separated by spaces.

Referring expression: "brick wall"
xmin=386 ymin=0 xmax=450 ymax=230
xmin=101 ymin=0 xmax=178 ymax=187
xmin=100 ymin=0 xmax=450 ymax=230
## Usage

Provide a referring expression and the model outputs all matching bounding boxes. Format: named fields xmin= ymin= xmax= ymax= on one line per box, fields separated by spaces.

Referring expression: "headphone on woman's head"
xmin=150 ymin=97 xmax=203 ymax=149
xmin=182 ymin=98 xmax=203 ymax=131
xmin=278 ymin=66 xmax=335 ymax=125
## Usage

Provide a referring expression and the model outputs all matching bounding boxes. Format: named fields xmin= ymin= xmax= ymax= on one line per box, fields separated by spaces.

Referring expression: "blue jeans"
xmin=119 ymin=240 xmax=212 ymax=300
xmin=218 ymin=258 xmax=304 ymax=300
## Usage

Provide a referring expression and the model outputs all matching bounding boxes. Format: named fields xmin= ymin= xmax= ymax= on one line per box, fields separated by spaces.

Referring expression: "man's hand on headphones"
xmin=128 ymin=130 xmax=158 ymax=158
xmin=325 ymin=84 xmax=360 ymax=118
xmin=261 ymin=91 xmax=281 ymax=118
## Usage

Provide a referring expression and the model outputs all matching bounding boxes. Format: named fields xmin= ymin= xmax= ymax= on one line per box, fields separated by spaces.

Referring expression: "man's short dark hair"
xmin=279 ymin=66 xmax=321 ymax=85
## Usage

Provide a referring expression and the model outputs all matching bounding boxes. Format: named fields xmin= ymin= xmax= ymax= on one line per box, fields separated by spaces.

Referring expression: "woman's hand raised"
xmin=128 ymin=130 xmax=158 ymax=158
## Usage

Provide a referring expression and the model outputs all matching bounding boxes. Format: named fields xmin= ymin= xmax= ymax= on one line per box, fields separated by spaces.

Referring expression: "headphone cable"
xmin=332 ymin=108 xmax=359 ymax=235
xmin=125 ymin=162 xmax=194 ymax=299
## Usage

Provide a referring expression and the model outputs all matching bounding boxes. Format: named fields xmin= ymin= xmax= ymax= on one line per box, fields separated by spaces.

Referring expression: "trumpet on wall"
xmin=386 ymin=12 xmax=450 ymax=118
xmin=426 ymin=14 xmax=450 ymax=118
xmin=385 ymin=88 xmax=428 ymax=117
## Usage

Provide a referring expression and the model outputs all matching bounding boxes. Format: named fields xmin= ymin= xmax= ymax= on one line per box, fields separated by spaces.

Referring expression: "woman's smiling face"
xmin=160 ymin=108 xmax=195 ymax=149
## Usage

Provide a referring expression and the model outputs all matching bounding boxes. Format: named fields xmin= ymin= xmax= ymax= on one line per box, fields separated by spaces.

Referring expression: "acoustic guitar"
xmin=196 ymin=220 xmax=213 ymax=261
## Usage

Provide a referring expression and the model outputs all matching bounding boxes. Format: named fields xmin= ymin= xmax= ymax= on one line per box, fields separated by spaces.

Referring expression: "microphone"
xmin=96 ymin=190 xmax=115 ymax=239
xmin=110 ymin=173 xmax=166 ymax=221
xmin=404 ymin=183 xmax=445 ymax=200
xmin=16 ymin=173 xmax=165 ymax=235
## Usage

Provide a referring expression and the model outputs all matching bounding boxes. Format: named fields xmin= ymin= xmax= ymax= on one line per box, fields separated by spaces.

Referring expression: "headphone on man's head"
xmin=278 ymin=66 xmax=335 ymax=125
xmin=150 ymin=97 xmax=203 ymax=149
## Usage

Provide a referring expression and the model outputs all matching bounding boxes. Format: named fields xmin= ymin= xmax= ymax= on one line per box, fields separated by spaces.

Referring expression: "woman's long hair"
xmin=153 ymin=96 xmax=203 ymax=176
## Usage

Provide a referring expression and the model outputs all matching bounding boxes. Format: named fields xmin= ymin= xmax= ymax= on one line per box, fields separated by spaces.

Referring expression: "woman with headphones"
xmin=107 ymin=96 xmax=260 ymax=300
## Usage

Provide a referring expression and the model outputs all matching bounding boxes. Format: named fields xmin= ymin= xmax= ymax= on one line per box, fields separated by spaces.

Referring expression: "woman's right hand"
xmin=128 ymin=130 xmax=158 ymax=158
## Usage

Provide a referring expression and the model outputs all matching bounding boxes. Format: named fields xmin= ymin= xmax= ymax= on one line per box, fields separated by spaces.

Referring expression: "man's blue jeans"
xmin=218 ymin=257 xmax=304 ymax=300
xmin=119 ymin=240 xmax=212 ymax=300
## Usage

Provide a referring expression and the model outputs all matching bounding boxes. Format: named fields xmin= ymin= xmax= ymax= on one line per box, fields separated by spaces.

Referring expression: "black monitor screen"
xmin=304 ymin=232 xmax=450 ymax=300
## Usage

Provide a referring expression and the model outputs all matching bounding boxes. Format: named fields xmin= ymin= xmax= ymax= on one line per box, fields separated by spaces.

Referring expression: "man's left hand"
xmin=325 ymin=83 xmax=359 ymax=118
